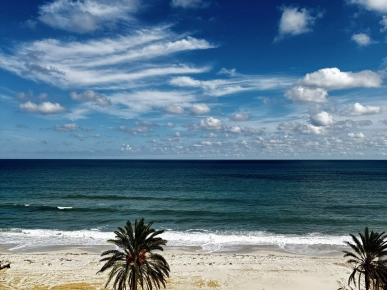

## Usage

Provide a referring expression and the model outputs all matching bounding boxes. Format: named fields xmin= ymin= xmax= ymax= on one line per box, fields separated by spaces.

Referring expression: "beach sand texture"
xmin=0 ymin=250 xmax=351 ymax=290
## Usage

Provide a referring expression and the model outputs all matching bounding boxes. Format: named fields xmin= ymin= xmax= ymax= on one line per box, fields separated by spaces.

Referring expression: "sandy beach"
xmin=0 ymin=247 xmax=351 ymax=290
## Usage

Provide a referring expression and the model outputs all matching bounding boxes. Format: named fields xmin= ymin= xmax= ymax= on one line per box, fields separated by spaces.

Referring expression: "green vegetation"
xmin=98 ymin=219 xmax=170 ymax=290
xmin=343 ymin=227 xmax=387 ymax=290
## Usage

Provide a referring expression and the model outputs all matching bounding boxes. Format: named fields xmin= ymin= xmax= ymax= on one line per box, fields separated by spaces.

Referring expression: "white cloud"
xmin=0 ymin=27 xmax=213 ymax=89
xmin=352 ymin=33 xmax=372 ymax=46
xmin=167 ymin=122 xmax=175 ymax=128
xmin=380 ymin=16 xmax=387 ymax=31
xmin=348 ymin=0 xmax=387 ymax=13
xmin=230 ymin=113 xmax=250 ymax=122
xmin=70 ymin=90 xmax=111 ymax=107
xmin=54 ymin=123 xmax=78 ymax=131
xmin=275 ymin=7 xmax=322 ymax=41
xmin=217 ymin=68 xmax=238 ymax=77
xmin=348 ymin=132 xmax=365 ymax=139
xmin=227 ymin=126 xmax=242 ymax=133
xmin=107 ymin=90 xmax=195 ymax=118
xmin=20 ymin=101 xmax=66 ymax=114
xmin=199 ymin=117 xmax=223 ymax=130
xmin=202 ymin=132 xmax=217 ymax=138
xmin=134 ymin=120 xmax=158 ymax=127
xmin=121 ymin=144 xmax=133 ymax=151
xmin=21 ymin=19 xmax=38 ymax=29
xmin=38 ymin=0 xmax=139 ymax=33
xmin=285 ymin=86 xmax=328 ymax=103
xmin=305 ymin=124 xmax=326 ymax=135
xmin=171 ymin=0 xmax=208 ymax=9
xmin=190 ymin=103 xmax=210 ymax=115
xmin=119 ymin=125 xmax=152 ymax=135
xmin=310 ymin=111 xmax=334 ymax=126
xmin=345 ymin=102 xmax=382 ymax=116
xmin=169 ymin=75 xmax=293 ymax=97
xmin=296 ymin=68 xmax=381 ymax=90
xmin=163 ymin=105 xmax=185 ymax=115
xmin=277 ymin=121 xmax=326 ymax=135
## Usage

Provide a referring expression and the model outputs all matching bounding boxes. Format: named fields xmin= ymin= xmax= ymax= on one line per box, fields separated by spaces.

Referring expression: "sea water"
xmin=1 ymin=160 xmax=386 ymax=254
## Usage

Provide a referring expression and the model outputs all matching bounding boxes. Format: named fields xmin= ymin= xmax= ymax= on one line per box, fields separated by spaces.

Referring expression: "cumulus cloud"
xmin=348 ymin=132 xmax=365 ymax=139
xmin=277 ymin=121 xmax=326 ymax=135
xmin=348 ymin=0 xmax=387 ymax=13
xmin=190 ymin=103 xmax=210 ymax=115
xmin=296 ymin=68 xmax=381 ymax=90
xmin=199 ymin=117 xmax=223 ymax=130
xmin=171 ymin=0 xmax=208 ymax=9
xmin=167 ymin=122 xmax=175 ymax=128
xmin=54 ymin=123 xmax=79 ymax=131
xmin=352 ymin=33 xmax=372 ymax=46
xmin=275 ymin=6 xmax=322 ymax=41
xmin=202 ymin=132 xmax=217 ymax=138
xmin=230 ymin=113 xmax=250 ymax=122
xmin=119 ymin=125 xmax=152 ymax=135
xmin=227 ymin=126 xmax=242 ymax=133
xmin=38 ymin=0 xmax=139 ymax=33
xmin=285 ymin=86 xmax=328 ymax=103
xmin=163 ymin=105 xmax=184 ymax=115
xmin=15 ymin=91 xmax=48 ymax=102
xmin=20 ymin=101 xmax=66 ymax=114
xmin=310 ymin=111 xmax=334 ymax=126
xmin=344 ymin=102 xmax=382 ymax=116
xmin=335 ymin=119 xmax=373 ymax=128
xmin=70 ymin=90 xmax=111 ymax=107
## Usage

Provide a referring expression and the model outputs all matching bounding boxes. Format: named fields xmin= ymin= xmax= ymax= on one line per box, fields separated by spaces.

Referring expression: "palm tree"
xmin=98 ymin=219 xmax=170 ymax=290
xmin=343 ymin=227 xmax=387 ymax=290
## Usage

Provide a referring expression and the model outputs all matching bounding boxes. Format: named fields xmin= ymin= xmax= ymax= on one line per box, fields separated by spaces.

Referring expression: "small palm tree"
xmin=98 ymin=219 xmax=170 ymax=290
xmin=343 ymin=227 xmax=387 ymax=290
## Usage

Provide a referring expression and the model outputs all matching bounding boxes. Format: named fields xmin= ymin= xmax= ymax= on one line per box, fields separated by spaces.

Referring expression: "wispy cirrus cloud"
xmin=0 ymin=27 xmax=214 ymax=90
xmin=169 ymin=74 xmax=293 ymax=97
xmin=171 ymin=0 xmax=209 ymax=9
xmin=38 ymin=0 xmax=139 ymax=33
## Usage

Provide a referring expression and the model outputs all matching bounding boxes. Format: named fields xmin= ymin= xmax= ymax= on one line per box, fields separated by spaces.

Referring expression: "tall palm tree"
xmin=343 ymin=227 xmax=387 ymax=290
xmin=98 ymin=219 xmax=170 ymax=290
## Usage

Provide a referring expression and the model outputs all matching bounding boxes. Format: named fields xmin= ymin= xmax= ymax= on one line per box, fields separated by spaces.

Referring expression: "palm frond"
xmin=343 ymin=227 xmax=387 ymax=290
xmin=98 ymin=218 xmax=170 ymax=290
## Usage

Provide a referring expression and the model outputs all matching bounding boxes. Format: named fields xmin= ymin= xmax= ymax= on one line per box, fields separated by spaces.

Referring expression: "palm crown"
xmin=98 ymin=219 xmax=170 ymax=290
xmin=343 ymin=227 xmax=387 ymax=290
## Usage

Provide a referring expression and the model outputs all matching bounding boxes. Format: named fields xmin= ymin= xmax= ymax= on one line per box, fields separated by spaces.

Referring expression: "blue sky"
xmin=1 ymin=0 xmax=387 ymax=159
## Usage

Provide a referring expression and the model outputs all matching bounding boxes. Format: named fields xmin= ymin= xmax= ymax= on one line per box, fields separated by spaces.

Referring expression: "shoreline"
xmin=0 ymin=248 xmax=350 ymax=290
xmin=0 ymin=243 xmax=347 ymax=257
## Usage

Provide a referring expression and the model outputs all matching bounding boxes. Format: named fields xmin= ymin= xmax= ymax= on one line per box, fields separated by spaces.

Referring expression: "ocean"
xmin=1 ymin=159 xmax=386 ymax=254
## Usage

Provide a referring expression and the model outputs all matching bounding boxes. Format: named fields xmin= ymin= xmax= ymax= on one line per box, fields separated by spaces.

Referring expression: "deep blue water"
xmin=1 ymin=159 xmax=386 ymax=252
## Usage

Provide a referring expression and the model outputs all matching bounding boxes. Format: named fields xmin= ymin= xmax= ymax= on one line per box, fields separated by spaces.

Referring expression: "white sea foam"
xmin=0 ymin=228 xmax=348 ymax=254
xmin=57 ymin=206 xmax=73 ymax=210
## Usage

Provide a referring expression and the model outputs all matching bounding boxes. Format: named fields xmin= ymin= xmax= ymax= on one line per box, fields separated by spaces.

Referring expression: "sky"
xmin=1 ymin=0 xmax=387 ymax=159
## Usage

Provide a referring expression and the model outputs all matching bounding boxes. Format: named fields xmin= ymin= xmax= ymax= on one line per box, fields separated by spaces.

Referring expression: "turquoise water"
xmin=1 ymin=160 xmax=386 ymax=253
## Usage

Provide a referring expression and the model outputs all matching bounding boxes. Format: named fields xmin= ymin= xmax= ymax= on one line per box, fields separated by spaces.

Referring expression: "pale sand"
xmin=0 ymin=248 xmax=351 ymax=290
